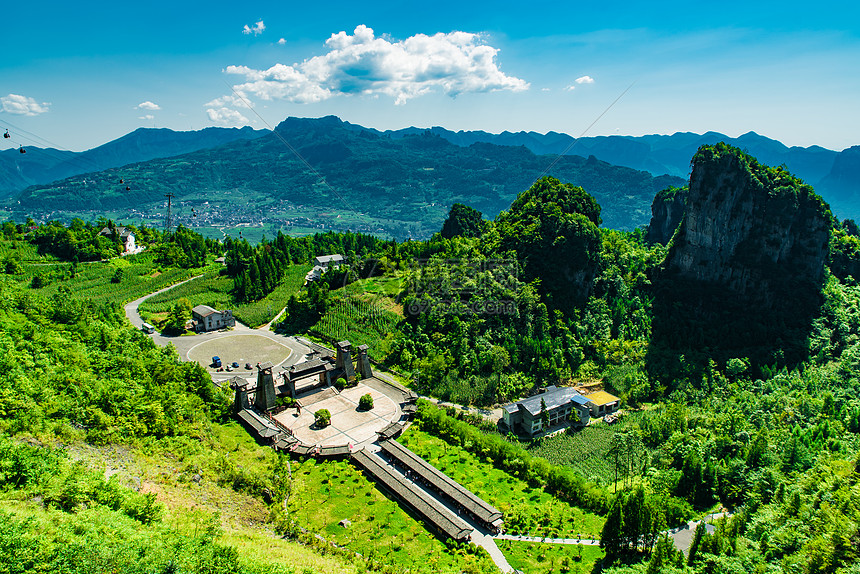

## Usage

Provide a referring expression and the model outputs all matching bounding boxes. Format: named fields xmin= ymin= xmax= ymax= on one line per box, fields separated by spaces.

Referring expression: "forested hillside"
xmin=12 ymin=116 xmax=683 ymax=237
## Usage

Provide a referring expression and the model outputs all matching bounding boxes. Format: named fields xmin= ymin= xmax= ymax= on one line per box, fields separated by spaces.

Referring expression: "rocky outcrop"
xmin=664 ymin=143 xmax=831 ymax=307
xmin=646 ymin=186 xmax=688 ymax=245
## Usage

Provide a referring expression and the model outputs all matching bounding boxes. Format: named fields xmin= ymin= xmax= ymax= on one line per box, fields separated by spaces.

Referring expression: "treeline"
xmin=225 ymin=230 xmax=392 ymax=302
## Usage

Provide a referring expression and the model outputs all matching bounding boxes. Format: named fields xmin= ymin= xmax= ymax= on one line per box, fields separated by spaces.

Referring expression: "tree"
xmin=314 ymin=409 xmax=331 ymax=428
xmin=489 ymin=345 xmax=511 ymax=386
xmin=540 ymin=398 xmax=550 ymax=430
xmin=359 ymin=393 xmax=374 ymax=411
xmin=440 ymin=203 xmax=487 ymax=239
xmin=600 ymin=496 xmax=625 ymax=558
xmin=111 ymin=267 xmax=124 ymax=284
xmin=495 ymin=176 xmax=602 ymax=309
xmin=165 ymin=297 xmax=193 ymax=333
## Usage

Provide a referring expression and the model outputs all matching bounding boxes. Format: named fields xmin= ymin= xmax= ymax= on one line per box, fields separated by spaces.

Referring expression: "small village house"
xmin=501 ymin=385 xmax=620 ymax=437
xmin=191 ymin=305 xmax=235 ymax=332
xmin=306 ymin=253 xmax=345 ymax=282
xmin=98 ymin=226 xmax=136 ymax=253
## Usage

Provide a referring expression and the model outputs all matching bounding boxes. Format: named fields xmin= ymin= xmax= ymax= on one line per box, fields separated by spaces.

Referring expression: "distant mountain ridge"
xmin=11 ymin=116 xmax=684 ymax=238
xmin=373 ymin=125 xmax=858 ymax=220
xmin=0 ymin=126 xmax=266 ymax=197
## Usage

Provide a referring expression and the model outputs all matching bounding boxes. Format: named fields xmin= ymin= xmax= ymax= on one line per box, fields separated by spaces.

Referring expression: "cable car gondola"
xmin=19 ymin=146 xmax=25 ymax=154
xmin=3 ymin=130 xmax=9 ymax=139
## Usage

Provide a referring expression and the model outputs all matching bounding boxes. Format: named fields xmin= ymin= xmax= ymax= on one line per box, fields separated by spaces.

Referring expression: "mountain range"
xmin=4 ymin=116 xmax=859 ymax=237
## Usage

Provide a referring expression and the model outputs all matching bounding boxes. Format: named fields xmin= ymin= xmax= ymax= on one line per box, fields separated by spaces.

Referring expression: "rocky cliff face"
xmin=646 ymin=185 xmax=688 ymax=245
xmin=664 ymin=143 xmax=831 ymax=307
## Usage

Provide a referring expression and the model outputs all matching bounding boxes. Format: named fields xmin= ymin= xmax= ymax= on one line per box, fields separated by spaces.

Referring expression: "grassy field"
xmin=398 ymin=427 xmax=605 ymax=539
xmin=286 ymin=456 xmax=497 ymax=574
xmin=0 ymin=420 xmax=359 ymax=574
xmin=496 ymin=540 xmax=604 ymax=574
xmin=139 ymin=263 xmax=311 ymax=328
xmin=522 ymin=411 xmax=653 ymax=486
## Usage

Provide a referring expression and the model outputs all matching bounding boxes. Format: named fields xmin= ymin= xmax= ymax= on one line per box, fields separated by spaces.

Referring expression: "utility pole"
xmin=164 ymin=193 xmax=175 ymax=238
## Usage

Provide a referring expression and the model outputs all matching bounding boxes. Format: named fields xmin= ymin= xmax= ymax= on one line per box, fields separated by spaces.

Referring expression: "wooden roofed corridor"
xmin=351 ymin=440 xmax=513 ymax=573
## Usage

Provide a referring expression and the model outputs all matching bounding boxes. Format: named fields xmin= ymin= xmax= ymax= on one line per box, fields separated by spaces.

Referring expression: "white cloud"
xmin=278 ymin=38 xmax=286 ymax=45
xmin=575 ymin=75 xmax=595 ymax=84
xmin=221 ymin=25 xmax=529 ymax=106
xmin=136 ymin=101 xmax=161 ymax=110
xmin=206 ymin=107 xmax=249 ymax=126
xmin=138 ymin=114 xmax=155 ymax=120
xmin=565 ymin=85 xmax=576 ymax=91
xmin=205 ymin=94 xmax=252 ymax=109
xmin=541 ymin=87 xmax=551 ymax=92
xmin=243 ymin=20 xmax=265 ymax=36
xmin=1 ymin=93 xmax=50 ymax=116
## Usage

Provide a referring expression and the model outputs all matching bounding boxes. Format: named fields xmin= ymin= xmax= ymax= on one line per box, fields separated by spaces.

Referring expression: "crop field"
xmin=24 ymin=251 xmax=199 ymax=306
xmin=139 ymin=264 xmax=310 ymax=328
xmin=312 ymin=287 xmax=402 ymax=358
xmin=287 ymin=456 xmax=497 ymax=574
xmin=398 ymin=427 xmax=605 ymax=539
xmin=523 ymin=411 xmax=653 ymax=485
xmin=496 ymin=540 xmax=604 ymax=574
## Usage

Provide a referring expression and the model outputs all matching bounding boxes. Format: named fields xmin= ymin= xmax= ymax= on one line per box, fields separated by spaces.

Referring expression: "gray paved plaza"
xmin=274 ymin=380 xmax=401 ymax=447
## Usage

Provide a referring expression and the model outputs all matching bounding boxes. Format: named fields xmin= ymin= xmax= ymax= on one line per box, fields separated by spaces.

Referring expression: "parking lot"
xmin=187 ymin=333 xmax=295 ymax=374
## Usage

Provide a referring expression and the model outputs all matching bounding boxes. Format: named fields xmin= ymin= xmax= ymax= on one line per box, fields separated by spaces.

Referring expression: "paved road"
xmin=124 ymin=276 xmax=312 ymax=383
xmin=495 ymin=533 xmax=600 ymax=546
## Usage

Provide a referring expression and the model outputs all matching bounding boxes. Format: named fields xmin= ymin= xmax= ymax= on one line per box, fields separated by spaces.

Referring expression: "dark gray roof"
xmin=319 ymin=445 xmax=351 ymax=458
xmin=292 ymin=443 xmax=316 ymax=455
xmin=236 ymin=408 xmax=280 ymax=439
xmin=192 ymin=304 xmax=218 ymax=317
xmin=274 ymin=435 xmax=299 ymax=450
xmin=288 ymin=357 xmax=333 ymax=379
xmin=258 ymin=361 xmax=274 ymax=370
xmin=380 ymin=440 xmax=503 ymax=528
xmin=351 ymin=450 xmax=472 ymax=541
xmin=377 ymin=422 xmax=404 ymax=440
xmin=504 ymin=386 xmax=587 ymax=417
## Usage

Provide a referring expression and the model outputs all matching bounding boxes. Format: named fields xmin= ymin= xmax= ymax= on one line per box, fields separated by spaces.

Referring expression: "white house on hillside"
xmin=306 ymin=254 xmax=345 ymax=282
xmin=98 ymin=226 xmax=137 ymax=253
xmin=192 ymin=305 xmax=235 ymax=332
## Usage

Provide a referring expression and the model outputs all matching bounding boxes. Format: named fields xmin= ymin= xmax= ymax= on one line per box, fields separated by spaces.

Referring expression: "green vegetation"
xmin=5 ymin=140 xmax=860 ymax=572
xmin=359 ymin=393 xmax=374 ymax=410
xmin=314 ymin=409 xmax=331 ymax=427
xmin=273 ymin=457 xmax=498 ymax=574
xmin=496 ymin=540 xmax=604 ymax=574
xmin=399 ymin=426 xmax=605 ymax=538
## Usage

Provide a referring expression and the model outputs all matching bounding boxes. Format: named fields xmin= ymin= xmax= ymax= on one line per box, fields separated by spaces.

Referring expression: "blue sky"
xmin=1 ymin=0 xmax=859 ymax=152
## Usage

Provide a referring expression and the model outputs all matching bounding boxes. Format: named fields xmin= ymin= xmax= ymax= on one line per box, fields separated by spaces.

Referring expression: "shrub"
xmin=314 ymin=409 xmax=331 ymax=428
xmin=359 ymin=393 xmax=374 ymax=411
xmin=334 ymin=377 xmax=347 ymax=391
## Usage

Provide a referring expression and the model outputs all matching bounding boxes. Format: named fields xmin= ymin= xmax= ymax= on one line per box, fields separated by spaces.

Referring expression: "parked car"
xmin=212 ymin=356 xmax=222 ymax=368
xmin=232 ymin=361 xmax=239 ymax=368
xmin=245 ymin=363 xmax=252 ymax=370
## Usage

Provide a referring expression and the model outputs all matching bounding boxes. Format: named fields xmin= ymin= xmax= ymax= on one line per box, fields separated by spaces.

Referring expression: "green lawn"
xmin=286 ymin=457 xmax=498 ymax=574
xmin=398 ymin=427 xmax=605 ymax=539
xmin=496 ymin=540 xmax=604 ymax=574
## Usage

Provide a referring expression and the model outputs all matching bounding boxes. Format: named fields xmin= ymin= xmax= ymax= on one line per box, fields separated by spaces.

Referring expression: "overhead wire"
xmin=223 ymin=81 xmax=365 ymax=219
xmin=531 ymin=80 xmax=636 ymax=187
